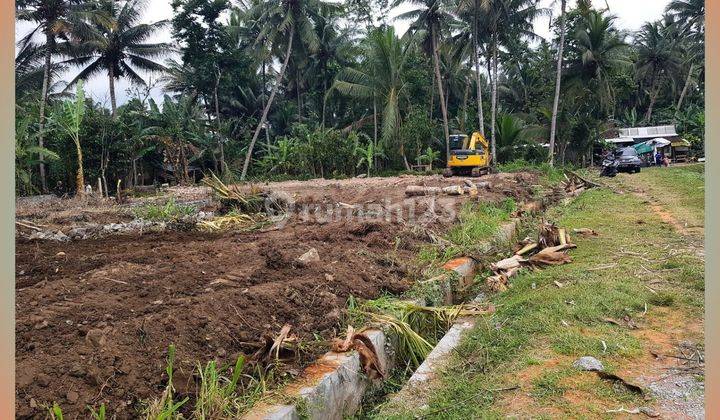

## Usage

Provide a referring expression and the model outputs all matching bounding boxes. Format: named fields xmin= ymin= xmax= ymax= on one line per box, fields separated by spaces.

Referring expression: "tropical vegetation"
xmin=15 ymin=0 xmax=705 ymax=194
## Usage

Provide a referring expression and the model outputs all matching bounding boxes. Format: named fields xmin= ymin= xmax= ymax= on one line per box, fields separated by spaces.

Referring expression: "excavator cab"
xmin=443 ymin=132 xmax=490 ymax=177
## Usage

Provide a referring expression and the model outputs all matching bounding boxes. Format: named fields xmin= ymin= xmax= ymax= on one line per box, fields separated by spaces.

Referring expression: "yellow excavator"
xmin=443 ymin=132 xmax=491 ymax=177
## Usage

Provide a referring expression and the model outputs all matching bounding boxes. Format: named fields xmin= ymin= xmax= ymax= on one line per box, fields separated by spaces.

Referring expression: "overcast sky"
xmin=16 ymin=0 xmax=671 ymax=107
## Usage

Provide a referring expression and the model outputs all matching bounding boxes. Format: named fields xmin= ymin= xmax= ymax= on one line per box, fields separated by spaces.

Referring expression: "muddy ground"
xmin=15 ymin=173 xmax=537 ymax=418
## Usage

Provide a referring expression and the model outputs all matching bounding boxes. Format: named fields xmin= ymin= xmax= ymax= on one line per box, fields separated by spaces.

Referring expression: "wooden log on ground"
xmin=405 ymin=186 xmax=443 ymax=196
xmin=565 ymin=170 xmax=602 ymax=188
xmin=515 ymin=242 xmax=538 ymax=256
xmin=568 ymin=186 xmax=586 ymax=197
xmin=442 ymin=185 xmax=464 ymax=195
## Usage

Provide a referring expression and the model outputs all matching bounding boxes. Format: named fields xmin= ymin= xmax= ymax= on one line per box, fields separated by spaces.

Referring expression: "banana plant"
xmin=417 ymin=147 xmax=441 ymax=170
xmin=51 ymin=81 xmax=86 ymax=195
xmin=355 ymin=141 xmax=384 ymax=177
xmin=15 ymin=106 xmax=60 ymax=195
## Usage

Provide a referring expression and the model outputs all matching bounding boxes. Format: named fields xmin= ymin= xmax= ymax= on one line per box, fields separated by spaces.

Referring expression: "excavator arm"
xmin=470 ymin=132 xmax=489 ymax=150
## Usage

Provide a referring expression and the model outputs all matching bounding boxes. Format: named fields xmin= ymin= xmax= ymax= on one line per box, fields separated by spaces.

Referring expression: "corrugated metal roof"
xmin=605 ymin=137 xmax=635 ymax=144
xmin=617 ymin=125 xmax=678 ymax=138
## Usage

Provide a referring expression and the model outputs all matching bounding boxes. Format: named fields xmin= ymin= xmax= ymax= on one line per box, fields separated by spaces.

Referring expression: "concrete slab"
xmin=243 ymin=329 xmax=389 ymax=420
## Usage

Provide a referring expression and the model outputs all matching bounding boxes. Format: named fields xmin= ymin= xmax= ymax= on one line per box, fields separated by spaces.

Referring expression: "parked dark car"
xmin=614 ymin=147 xmax=643 ymax=173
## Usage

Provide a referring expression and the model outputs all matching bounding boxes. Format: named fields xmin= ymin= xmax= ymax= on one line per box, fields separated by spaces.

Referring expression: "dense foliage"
xmin=15 ymin=0 xmax=705 ymax=194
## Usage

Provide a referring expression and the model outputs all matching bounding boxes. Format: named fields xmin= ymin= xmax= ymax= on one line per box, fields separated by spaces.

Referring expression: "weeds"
xmin=349 ymin=296 xmax=494 ymax=369
xmin=197 ymin=213 xmax=268 ymax=232
xmin=498 ymin=160 xmax=567 ymax=185
xmin=144 ymin=344 xmax=188 ymax=420
xmin=445 ymin=199 xmax=516 ymax=256
xmin=48 ymin=403 xmax=64 ymax=420
xmin=133 ymin=198 xmax=195 ymax=221
xmin=88 ymin=404 xmax=106 ymax=420
xmin=202 ymin=171 xmax=266 ymax=213
xmin=193 ymin=356 xmax=245 ymax=419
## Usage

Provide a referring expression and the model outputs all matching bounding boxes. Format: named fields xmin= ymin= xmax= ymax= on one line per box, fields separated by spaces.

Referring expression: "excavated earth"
xmin=15 ymin=173 xmax=537 ymax=418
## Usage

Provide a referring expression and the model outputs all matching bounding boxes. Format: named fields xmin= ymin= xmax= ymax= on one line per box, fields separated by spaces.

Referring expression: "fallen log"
xmin=515 ymin=242 xmax=538 ymax=256
xmin=442 ymin=185 xmax=464 ymax=196
xmin=566 ymin=170 xmax=602 ymax=188
xmin=573 ymin=228 xmax=598 ymax=236
xmin=567 ymin=186 xmax=586 ymax=197
xmin=405 ymin=186 xmax=443 ymax=196
xmin=491 ymin=254 xmax=526 ymax=271
xmin=486 ymin=265 xmax=522 ymax=292
xmin=463 ymin=186 xmax=479 ymax=197
xmin=529 ymin=243 xmax=576 ymax=266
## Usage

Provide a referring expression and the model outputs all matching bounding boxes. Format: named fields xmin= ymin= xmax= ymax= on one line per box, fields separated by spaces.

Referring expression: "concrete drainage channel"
xmin=243 ymin=219 xmax=520 ymax=420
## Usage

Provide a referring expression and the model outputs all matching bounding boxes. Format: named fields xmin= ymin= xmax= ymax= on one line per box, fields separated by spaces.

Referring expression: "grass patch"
xmin=133 ymin=197 xmax=195 ymax=221
xmin=621 ymin=164 xmax=705 ymax=228
xmin=648 ymin=291 xmax=677 ymax=307
xmin=444 ymin=198 xmax=516 ymax=255
xmin=377 ymin=172 xmax=704 ymax=418
xmin=498 ymin=160 xmax=567 ymax=185
xmin=530 ymin=369 xmax=570 ymax=400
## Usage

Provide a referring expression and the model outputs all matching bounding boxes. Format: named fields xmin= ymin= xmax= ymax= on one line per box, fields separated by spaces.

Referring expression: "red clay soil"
xmin=14 ymin=173 xmax=537 ymax=418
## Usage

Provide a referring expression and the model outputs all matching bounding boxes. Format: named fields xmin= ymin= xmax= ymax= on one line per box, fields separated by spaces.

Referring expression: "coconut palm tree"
xmin=65 ymin=0 xmax=170 ymax=118
xmin=240 ymin=0 xmax=336 ymax=180
xmin=394 ymin=0 xmax=457 ymax=159
xmin=565 ymin=10 xmax=630 ymax=116
xmin=447 ymin=21 xmax=486 ymax=134
xmin=16 ymin=0 xmax=91 ymax=191
xmin=666 ymin=0 xmax=704 ymax=113
xmin=666 ymin=0 xmax=704 ymax=37
xmin=495 ymin=113 xmax=529 ymax=162
xmin=329 ymin=27 xmax=412 ymax=168
xmin=15 ymin=40 xmax=67 ymax=100
xmin=479 ymin=0 xmax=545 ymax=165
xmin=635 ymin=19 xmax=681 ymax=122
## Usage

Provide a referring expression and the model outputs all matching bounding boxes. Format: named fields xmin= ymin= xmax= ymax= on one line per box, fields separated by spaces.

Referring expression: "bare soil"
xmin=15 ymin=173 xmax=537 ymax=418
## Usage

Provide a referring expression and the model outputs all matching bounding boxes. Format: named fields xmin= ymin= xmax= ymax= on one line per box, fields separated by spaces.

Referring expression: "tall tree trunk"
xmin=643 ymin=69 xmax=659 ymax=123
xmin=429 ymin=70 xmax=435 ymax=120
xmin=241 ymin=28 xmax=294 ymax=180
xmin=322 ymin=77 xmax=327 ymax=128
xmin=490 ymin=34 xmax=498 ymax=164
xmin=675 ymin=63 xmax=695 ymax=113
xmin=462 ymin=77 xmax=470 ymax=133
xmin=473 ymin=2 xmax=485 ymax=136
xmin=109 ymin=66 xmax=117 ymax=118
xmin=214 ymin=70 xmax=226 ymax=174
xmin=444 ymin=79 xmax=450 ymax=118
xmin=400 ymin=142 xmax=411 ymax=170
xmin=432 ymin=30 xmax=450 ymax=160
xmin=38 ymin=32 xmax=53 ymax=193
xmin=548 ymin=0 xmax=566 ymax=167
xmin=373 ymin=95 xmax=378 ymax=145
xmin=321 ymin=63 xmax=328 ymax=127
xmin=296 ymin=67 xmax=302 ymax=120
xmin=262 ymin=59 xmax=271 ymax=150
xmin=373 ymin=94 xmax=378 ymax=169
xmin=645 ymin=82 xmax=661 ymax=123
xmin=203 ymin=100 xmax=219 ymax=173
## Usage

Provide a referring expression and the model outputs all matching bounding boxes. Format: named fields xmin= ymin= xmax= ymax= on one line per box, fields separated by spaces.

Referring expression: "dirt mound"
xmin=15 ymin=222 xmax=416 ymax=417
xmin=15 ymin=173 xmax=538 ymax=417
